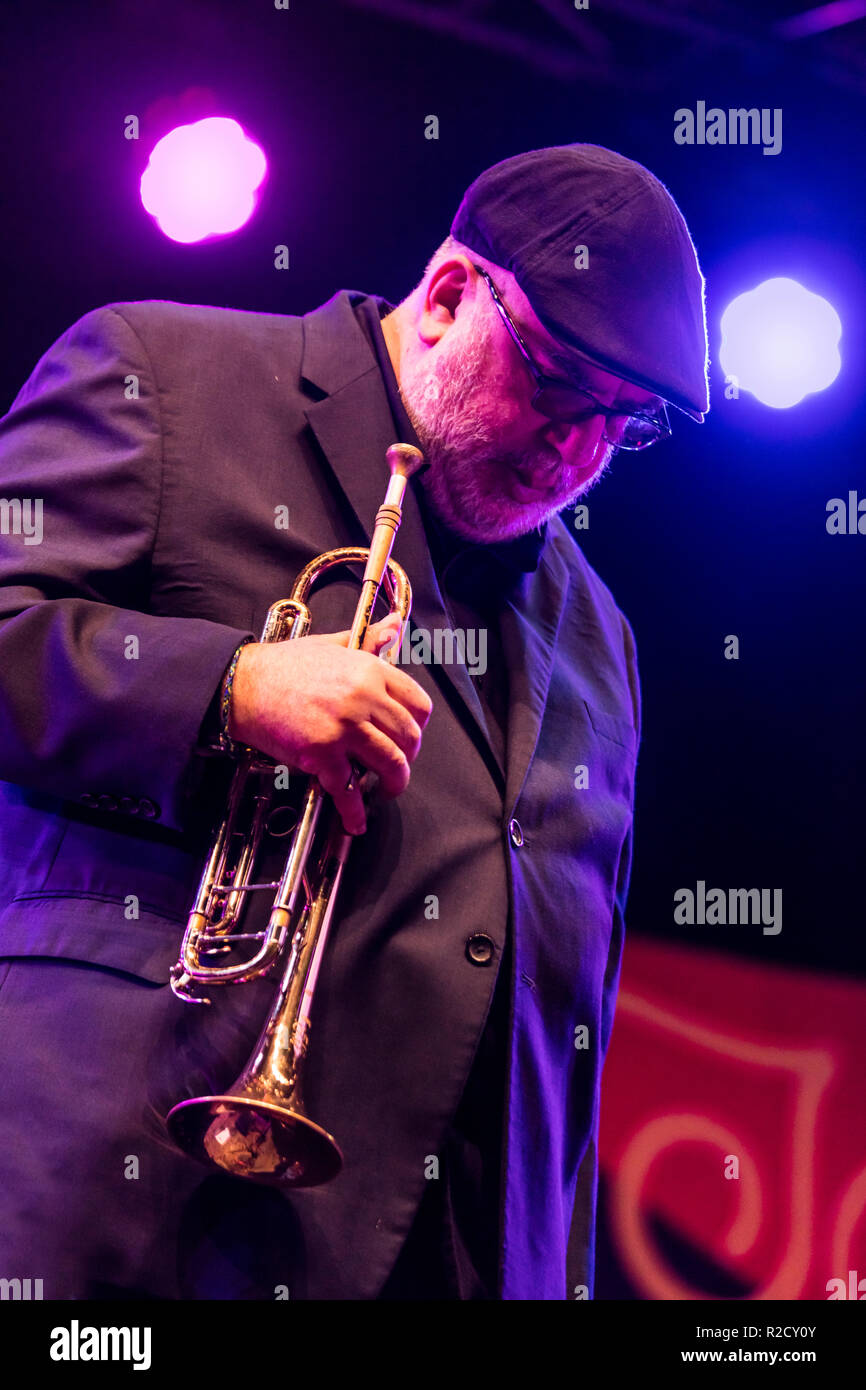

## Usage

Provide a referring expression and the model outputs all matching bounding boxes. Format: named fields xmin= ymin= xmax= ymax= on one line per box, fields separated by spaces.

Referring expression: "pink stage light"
xmin=140 ymin=117 xmax=267 ymax=244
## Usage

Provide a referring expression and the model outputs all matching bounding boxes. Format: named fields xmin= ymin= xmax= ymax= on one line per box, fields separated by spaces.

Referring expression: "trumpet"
xmin=165 ymin=442 xmax=424 ymax=1187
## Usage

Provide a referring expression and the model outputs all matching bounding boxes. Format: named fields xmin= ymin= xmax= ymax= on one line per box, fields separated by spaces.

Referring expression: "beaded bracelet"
xmin=217 ymin=636 xmax=255 ymax=754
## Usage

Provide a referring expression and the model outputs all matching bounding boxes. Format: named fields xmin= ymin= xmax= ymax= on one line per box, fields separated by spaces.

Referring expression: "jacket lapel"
xmin=501 ymin=538 xmax=571 ymax=814
xmin=299 ymin=290 xmax=571 ymax=807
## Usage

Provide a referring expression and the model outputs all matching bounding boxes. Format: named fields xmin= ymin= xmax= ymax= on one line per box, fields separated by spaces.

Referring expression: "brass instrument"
xmin=166 ymin=443 xmax=424 ymax=1187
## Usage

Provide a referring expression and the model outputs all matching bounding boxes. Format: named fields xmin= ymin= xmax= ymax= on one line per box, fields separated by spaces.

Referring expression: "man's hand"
xmin=228 ymin=615 xmax=432 ymax=835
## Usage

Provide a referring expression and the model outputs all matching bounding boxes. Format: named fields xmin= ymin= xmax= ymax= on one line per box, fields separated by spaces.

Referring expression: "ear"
xmin=417 ymin=255 xmax=477 ymax=346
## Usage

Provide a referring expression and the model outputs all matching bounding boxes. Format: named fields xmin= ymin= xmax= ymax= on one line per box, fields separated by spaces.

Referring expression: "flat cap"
xmin=451 ymin=143 xmax=709 ymax=420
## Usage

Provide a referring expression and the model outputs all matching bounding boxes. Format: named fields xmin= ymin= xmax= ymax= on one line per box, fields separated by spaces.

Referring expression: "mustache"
xmin=505 ymin=450 xmax=567 ymax=497
xmin=508 ymin=447 xmax=561 ymax=474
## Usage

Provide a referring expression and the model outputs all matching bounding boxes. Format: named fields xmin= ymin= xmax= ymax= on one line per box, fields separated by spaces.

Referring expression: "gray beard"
xmin=397 ymin=321 xmax=607 ymax=543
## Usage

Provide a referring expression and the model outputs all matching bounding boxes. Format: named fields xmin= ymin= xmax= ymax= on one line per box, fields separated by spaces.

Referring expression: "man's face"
xmin=397 ymin=259 xmax=664 ymax=544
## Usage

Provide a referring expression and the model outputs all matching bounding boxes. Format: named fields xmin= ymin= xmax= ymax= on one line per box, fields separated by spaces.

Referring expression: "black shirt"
xmin=353 ymin=295 xmax=545 ymax=1298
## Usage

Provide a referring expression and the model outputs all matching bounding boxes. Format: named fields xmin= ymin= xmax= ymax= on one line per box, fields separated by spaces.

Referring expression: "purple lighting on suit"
xmin=140 ymin=117 xmax=267 ymax=244
xmin=719 ymin=278 xmax=841 ymax=409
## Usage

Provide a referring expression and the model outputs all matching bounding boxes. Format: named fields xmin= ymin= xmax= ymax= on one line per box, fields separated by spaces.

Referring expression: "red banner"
xmin=598 ymin=938 xmax=866 ymax=1300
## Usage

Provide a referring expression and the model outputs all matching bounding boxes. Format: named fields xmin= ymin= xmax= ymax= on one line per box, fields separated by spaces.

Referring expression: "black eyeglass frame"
xmin=472 ymin=264 xmax=672 ymax=452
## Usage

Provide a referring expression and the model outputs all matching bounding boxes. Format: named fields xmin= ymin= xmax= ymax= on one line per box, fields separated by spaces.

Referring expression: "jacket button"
xmin=508 ymin=818 xmax=524 ymax=848
xmin=118 ymin=796 xmax=137 ymax=815
xmin=138 ymin=798 xmax=160 ymax=819
xmin=97 ymin=794 xmax=118 ymax=813
xmin=465 ymin=933 xmax=495 ymax=966
xmin=78 ymin=792 xmax=98 ymax=808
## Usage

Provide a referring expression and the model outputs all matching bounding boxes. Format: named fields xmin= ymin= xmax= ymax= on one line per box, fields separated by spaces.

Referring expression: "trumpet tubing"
xmin=165 ymin=443 xmax=423 ymax=1185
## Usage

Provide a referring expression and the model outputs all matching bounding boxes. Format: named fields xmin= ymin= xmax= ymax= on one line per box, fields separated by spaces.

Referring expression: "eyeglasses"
xmin=472 ymin=264 xmax=671 ymax=452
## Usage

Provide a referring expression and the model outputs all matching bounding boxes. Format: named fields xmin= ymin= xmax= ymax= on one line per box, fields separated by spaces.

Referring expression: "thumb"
xmin=320 ymin=614 xmax=402 ymax=655
xmin=365 ymin=613 xmax=402 ymax=656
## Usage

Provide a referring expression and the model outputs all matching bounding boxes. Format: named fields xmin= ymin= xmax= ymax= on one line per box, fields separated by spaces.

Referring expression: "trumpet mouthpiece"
xmin=386 ymin=443 xmax=425 ymax=479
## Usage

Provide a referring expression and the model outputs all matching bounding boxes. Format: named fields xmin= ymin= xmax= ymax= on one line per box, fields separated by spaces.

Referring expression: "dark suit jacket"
xmin=0 ymin=289 xmax=640 ymax=1299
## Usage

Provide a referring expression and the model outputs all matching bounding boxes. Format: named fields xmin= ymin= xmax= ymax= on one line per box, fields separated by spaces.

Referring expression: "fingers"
xmin=367 ymin=694 xmax=425 ymax=766
xmin=312 ymin=709 xmax=416 ymax=827
xmin=315 ymin=754 xmax=367 ymax=835
xmin=384 ymin=664 xmax=434 ymax=729
xmin=312 ymin=726 xmax=409 ymax=828
xmin=304 ymin=680 xmax=427 ymax=818
xmin=271 ymin=617 xmax=433 ymax=816
xmin=316 ymin=617 xmax=433 ymax=729
xmin=344 ymin=723 xmax=412 ymax=800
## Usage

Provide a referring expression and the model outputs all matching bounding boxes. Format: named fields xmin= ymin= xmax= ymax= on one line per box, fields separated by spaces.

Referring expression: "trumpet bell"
xmin=166 ymin=1094 xmax=343 ymax=1187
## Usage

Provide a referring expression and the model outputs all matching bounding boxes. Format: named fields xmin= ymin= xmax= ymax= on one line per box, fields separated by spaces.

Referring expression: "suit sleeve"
xmin=0 ymin=304 xmax=255 ymax=834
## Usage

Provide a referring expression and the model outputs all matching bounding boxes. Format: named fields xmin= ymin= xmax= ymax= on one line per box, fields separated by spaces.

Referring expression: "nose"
xmin=543 ymin=412 xmax=606 ymax=463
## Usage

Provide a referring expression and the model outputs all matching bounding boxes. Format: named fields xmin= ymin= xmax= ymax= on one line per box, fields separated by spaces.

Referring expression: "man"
xmin=0 ymin=143 xmax=708 ymax=1300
